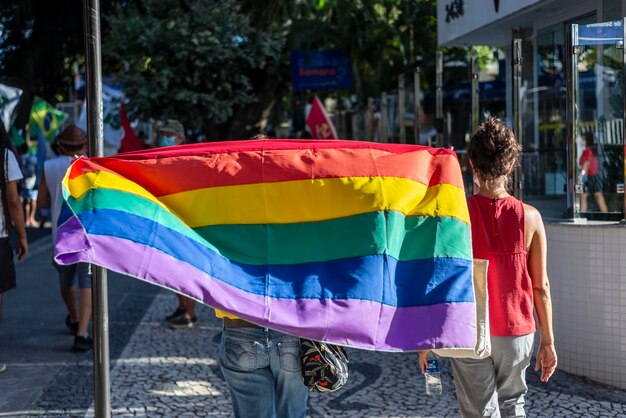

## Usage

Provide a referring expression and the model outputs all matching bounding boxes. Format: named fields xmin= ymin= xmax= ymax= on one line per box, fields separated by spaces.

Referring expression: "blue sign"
xmin=578 ymin=20 xmax=623 ymax=46
xmin=291 ymin=51 xmax=353 ymax=91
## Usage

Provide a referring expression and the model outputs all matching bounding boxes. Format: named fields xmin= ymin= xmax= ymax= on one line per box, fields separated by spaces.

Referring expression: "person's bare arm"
xmin=6 ymin=180 xmax=28 ymax=260
xmin=524 ymin=203 xmax=557 ymax=382
xmin=37 ymin=170 xmax=50 ymax=209
xmin=417 ymin=350 xmax=429 ymax=374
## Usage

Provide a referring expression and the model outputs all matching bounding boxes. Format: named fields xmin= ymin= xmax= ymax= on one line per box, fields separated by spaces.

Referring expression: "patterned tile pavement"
xmin=25 ymin=293 xmax=626 ymax=418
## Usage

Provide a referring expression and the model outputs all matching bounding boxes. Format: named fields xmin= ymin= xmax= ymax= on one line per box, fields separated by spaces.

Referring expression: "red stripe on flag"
xmin=68 ymin=142 xmax=463 ymax=196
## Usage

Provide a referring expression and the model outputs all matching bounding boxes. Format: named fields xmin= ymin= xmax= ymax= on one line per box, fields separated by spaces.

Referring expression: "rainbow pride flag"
xmin=55 ymin=139 xmax=475 ymax=351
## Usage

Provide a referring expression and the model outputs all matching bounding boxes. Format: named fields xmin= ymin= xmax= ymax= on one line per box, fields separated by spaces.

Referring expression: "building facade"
xmin=437 ymin=0 xmax=626 ymax=389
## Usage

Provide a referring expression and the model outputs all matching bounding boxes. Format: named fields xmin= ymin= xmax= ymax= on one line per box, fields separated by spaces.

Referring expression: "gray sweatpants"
xmin=450 ymin=333 xmax=534 ymax=418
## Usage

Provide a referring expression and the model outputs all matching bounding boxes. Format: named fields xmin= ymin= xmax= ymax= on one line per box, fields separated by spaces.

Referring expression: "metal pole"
xmin=512 ymin=37 xmax=523 ymax=199
xmin=398 ymin=74 xmax=406 ymax=144
xmin=622 ymin=18 xmax=626 ymax=221
xmin=414 ymin=67 xmax=422 ymax=145
xmin=83 ymin=0 xmax=111 ymax=416
xmin=470 ymin=55 xmax=479 ymax=134
xmin=381 ymin=92 xmax=388 ymax=143
xmin=436 ymin=51 xmax=443 ymax=147
xmin=566 ymin=24 xmax=580 ymax=219
xmin=366 ymin=97 xmax=375 ymax=140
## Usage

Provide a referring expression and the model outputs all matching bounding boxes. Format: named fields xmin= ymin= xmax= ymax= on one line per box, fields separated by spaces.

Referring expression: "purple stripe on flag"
xmin=56 ymin=217 xmax=477 ymax=351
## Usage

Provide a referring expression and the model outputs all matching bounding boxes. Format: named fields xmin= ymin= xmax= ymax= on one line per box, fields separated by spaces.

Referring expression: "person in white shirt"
xmin=0 ymin=123 xmax=28 ymax=373
xmin=38 ymin=125 xmax=92 ymax=353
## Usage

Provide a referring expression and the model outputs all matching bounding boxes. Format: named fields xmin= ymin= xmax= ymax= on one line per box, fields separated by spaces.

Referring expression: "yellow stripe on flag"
xmin=67 ymin=171 xmax=469 ymax=226
xmin=159 ymin=177 xmax=468 ymax=226
xmin=65 ymin=171 xmax=170 ymax=212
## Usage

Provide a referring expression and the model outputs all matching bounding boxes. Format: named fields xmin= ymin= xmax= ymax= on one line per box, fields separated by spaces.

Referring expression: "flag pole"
xmin=83 ymin=0 xmax=111 ymax=416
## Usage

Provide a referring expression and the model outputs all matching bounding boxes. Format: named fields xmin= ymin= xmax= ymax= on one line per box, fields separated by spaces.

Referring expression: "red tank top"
xmin=467 ymin=195 xmax=536 ymax=336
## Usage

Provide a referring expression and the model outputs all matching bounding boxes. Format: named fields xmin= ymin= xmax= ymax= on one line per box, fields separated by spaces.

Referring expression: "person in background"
xmin=17 ymin=135 xmax=39 ymax=227
xmin=156 ymin=120 xmax=198 ymax=330
xmin=37 ymin=125 xmax=93 ymax=352
xmin=34 ymin=129 xmax=57 ymax=229
xmin=137 ymin=130 xmax=151 ymax=149
xmin=216 ymin=133 xmax=309 ymax=418
xmin=419 ymin=117 xmax=557 ymax=417
xmin=0 ymin=123 xmax=29 ymax=372
xmin=297 ymin=130 xmax=313 ymax=139
xmin=579 ymin=131 xmax=608 ymax=213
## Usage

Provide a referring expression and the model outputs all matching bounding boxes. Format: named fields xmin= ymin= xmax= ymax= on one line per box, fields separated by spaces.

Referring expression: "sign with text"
xmin=578 ymin=21 xmax=623 ymax=46
xmin=291 ymin=51 xmax=353 ymax=91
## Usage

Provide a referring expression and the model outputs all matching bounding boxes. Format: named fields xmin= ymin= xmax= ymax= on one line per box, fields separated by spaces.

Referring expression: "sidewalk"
xmin=2 ymin=234 xmax=626 ymax=417
xmin=0 ymin=229 xmax=159 ymax=417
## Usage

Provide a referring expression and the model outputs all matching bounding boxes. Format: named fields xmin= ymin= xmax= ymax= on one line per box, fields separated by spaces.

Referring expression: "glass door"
xmin=570 ymin=21 xmax=625 ymax=220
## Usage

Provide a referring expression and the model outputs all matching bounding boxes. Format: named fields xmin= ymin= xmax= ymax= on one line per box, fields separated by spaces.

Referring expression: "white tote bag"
xmin=432 ymin=258 xmax=491 ymax=359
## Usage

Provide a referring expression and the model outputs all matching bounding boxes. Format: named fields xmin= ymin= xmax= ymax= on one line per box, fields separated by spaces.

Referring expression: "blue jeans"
xmin=219 ymin=327 xmax=308 ymax=418
xmin=53 ymin=261 xmax=92 ymax=289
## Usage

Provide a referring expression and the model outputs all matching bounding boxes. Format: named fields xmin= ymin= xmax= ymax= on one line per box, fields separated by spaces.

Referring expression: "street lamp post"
xmin=83 ymin=0 xmax=111 ymax=416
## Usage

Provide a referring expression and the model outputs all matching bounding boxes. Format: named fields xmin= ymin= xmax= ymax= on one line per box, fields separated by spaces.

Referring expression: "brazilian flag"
xmin=29 ymin=97 xmax=68 ymax=142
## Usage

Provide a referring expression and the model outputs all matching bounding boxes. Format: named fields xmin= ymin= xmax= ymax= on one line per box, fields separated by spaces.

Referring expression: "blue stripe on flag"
xmin=72 ymin=209 xmax=474 ymax=307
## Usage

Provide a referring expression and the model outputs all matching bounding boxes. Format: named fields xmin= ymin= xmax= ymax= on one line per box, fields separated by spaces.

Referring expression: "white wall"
xmin=546 ymin=223 xmax=626 ymax=389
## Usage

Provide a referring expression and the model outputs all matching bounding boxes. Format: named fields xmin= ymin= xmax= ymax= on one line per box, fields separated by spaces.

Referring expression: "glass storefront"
xmin=521 ymin=16 xmax=592 ymax=218
xmin=571 ymin=20 xmax=625 ymax=220
xmin=434 ymin=0 xmax=625 ymax=220
xmin=521 ymin=13 xmax=625 ymax=220
xmin=523 ymin=24 xmax=569 ymax=217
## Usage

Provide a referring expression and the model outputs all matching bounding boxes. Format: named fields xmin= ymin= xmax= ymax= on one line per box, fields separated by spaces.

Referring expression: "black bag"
xmin=300 ymin=338 xmax=349 ymax=392
xmin=0 ymin=238 xmax=16 ymax=294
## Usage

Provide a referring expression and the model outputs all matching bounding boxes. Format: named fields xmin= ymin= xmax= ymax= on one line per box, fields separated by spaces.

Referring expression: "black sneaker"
xmin=169 ymin=315 xmax=197 ymax=330
xmin=73 ymin=335 xmax=93 ymax=353
xmin=165 ymin=307 xmax=186 ymax=323
xmin=65 ymin=315 xmax=79 ymax=336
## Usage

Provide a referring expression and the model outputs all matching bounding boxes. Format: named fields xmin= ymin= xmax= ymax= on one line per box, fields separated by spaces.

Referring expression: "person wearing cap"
xmin=155 ymin=120 xmax=198 ymax=329
xmin=156 ymin=119 xmax=186 ymax=147
xmin=38 ymin=125 xmax=93 ymax=353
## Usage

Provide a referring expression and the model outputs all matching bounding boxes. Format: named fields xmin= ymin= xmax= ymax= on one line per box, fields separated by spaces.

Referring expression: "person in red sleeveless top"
xmin=442 ymin=117 xmax=556 ymax=417
xmin=579 ymin=131 xmax=608 ymax=213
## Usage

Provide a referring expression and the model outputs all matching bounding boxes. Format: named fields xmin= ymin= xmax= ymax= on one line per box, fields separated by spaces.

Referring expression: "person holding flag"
xmin=419 ymin=117 xmax=557 ymax=417
xmin=215 ymin=134 xmax=309 ymax=418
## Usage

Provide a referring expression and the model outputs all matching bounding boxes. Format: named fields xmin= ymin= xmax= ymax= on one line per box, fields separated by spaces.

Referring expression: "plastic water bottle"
xmin=424 ymin=352 xmax=442 ymax=395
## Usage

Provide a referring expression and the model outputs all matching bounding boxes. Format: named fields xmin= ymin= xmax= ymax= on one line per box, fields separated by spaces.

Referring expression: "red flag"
xmin=118 ymin=104 xmax=144 ymax=153
xmin=306 ymin=96 xmax=338 ymax=139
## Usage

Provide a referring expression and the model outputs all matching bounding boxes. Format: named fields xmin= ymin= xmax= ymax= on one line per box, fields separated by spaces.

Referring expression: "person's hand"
xmin=16 ymin=235 xmax=28 ymax=261
xmin=535 ymin=343 xmax=557 ymax=382
xmin=418 ymin=350 xmax=429 ymax=374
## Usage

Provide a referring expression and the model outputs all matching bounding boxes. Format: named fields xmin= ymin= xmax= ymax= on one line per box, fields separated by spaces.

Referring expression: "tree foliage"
xmin=0 ymin=0 xmax=87 ymax=126
xmin=103 ymin=0 xmax=285 ymax=138
xmin=286 ymin=0 xmax=439 ymax=100
xmin=0 ymin=0 xmax=466 ymax=137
